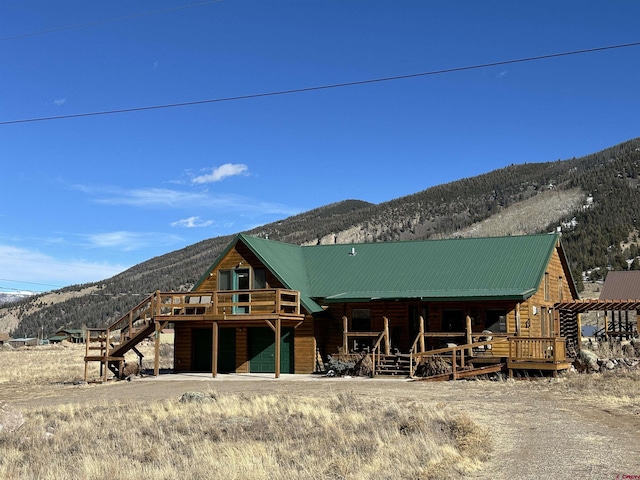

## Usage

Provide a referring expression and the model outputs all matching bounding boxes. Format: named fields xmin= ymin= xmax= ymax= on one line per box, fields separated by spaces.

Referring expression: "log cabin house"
xmin=84 ymin=233 xmax=580 ymax=381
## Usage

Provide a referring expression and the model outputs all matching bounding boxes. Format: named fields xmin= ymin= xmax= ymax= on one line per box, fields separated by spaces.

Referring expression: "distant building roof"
xmin=47 ymin=335 xmax=69 ymax=342
xmin=600 ymin=271 xmax=640 ymax=300
xmin=55 ymin=329 xmax=83 ymax=335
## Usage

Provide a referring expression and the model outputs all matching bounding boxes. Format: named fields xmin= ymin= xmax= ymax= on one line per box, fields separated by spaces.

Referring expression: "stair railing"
xmin=370 ymin=330 xmax=387 ymax=377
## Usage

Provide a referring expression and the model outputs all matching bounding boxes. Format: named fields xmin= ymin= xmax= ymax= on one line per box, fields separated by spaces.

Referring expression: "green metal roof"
xmin=203 ymin=233 xmax=565 ymax=314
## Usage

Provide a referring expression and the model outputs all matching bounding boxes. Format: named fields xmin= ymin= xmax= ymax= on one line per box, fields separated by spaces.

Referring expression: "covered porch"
xmin=338 ymin=312 xmax=571 ymax=379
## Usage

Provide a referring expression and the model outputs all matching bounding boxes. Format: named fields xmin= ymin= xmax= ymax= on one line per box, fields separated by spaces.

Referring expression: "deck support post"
xmin=275 ymin=317 xmax=281 ymax=378
xmin=104 ymin=328 xmax=110 ymax=383
xmin=212 ymin=321 xmax=218 ymax=378
xmin=419 ymin=316 xmax=425 ymax=353
xmin=154 ymin=321 xmax=161 ymax=376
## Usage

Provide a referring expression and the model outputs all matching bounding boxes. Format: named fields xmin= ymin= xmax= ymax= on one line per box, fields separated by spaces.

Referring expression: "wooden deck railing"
xmin=508 ymin=336 xmax=566 ymax=364
xmin=152 ymin=289 xmax=301 ymax=318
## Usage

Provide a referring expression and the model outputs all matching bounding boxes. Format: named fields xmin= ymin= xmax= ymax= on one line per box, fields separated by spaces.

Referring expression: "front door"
xmin=192 ymin=328 xmax=212 ymax=372
xmin=233 ymin=268 xmax=250 ymax=313
xmin=248 ymin=327 xmax=294 ymax=373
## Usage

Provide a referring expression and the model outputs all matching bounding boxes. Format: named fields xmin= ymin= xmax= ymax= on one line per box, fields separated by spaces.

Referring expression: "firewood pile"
xmin=414 ymin=355 xmax=452 ymax=377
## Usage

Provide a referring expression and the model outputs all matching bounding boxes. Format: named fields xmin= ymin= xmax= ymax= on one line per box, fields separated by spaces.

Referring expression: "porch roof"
xmin=229 ymin=233 xmax=564 ymax=312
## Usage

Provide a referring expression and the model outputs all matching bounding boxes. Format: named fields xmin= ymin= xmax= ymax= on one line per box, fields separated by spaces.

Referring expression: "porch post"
xmin=342 ymin=316 xmax=348 ymax=354
xmin=212 ymin=321 xmax=219 ymax=378
xmin=515 ymin=303 xmax=521 ymax=335
xmin=419 ymin=316 xmax=425 ymax=353
xmin=275 ymin=318 xmax=281 ymax=378
xmin=383 ymin=316 xmax=390 ymax=355
xmin=466 ymin=315 xmax=473 ymax=358
xmin=576 ymin=313 xmax=582 ymax=348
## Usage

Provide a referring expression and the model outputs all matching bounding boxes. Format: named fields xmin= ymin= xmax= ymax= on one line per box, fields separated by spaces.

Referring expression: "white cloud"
xmin=75 ymin=184 xmax=299 ymax=216
xmin=0 ymin=244 xmax=127 ymax=290
xmin=191 ymin=163 xmax=248 ymax=184
xmin=81 ymin=231 xmax=182 ymax=251
xmin=497 ymin=70 xmax=508 ymax=79
xmin=170 ymin=216 xmax=213 ymax=228
xmin=53 ymin=98 xmax=66 ymax=106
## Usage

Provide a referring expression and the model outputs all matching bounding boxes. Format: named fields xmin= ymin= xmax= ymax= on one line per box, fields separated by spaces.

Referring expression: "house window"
xmin=485 ymin=310 xmax=507 ymax=333
xmin=558 ymin=276 xmax=563 ymax=302
xmin=544 ymin=272 xmax=550 ymax=301
xmin=219 ymin=270 xmax=231 ymax=291
xmin=442 ymin=310 xmax=465 ymax=332
xmin=351 ymin=309 xmax=371 ymax=332
xmin=254 ymin=268 xmax=266 ymax=289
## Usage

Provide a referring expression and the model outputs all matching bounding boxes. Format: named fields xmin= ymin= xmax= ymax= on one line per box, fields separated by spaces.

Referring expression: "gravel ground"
xmin=3 ymin=373 xmax=639 ymax=479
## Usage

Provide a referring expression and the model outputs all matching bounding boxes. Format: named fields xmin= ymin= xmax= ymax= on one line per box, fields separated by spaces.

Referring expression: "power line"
xmin=0 ymin=278 xmax=63 ymax=288
xmin=2 ymin=40 xmax=640 ymax=126
xmin=0 ymin=0 xmax=223 ymax=42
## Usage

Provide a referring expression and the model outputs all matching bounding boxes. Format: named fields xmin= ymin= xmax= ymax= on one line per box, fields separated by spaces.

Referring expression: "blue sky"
xmin=1 ymin=1 xmax=640 ymax=293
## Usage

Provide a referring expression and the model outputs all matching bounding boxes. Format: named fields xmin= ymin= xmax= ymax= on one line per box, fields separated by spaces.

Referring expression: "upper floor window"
xmin=544 ymin=272 xmax=550 ymax=301
xmin=558 ymin=276 xmax=563 ymax=302
xmin=218 ymin=267 xmax=267 ymax=290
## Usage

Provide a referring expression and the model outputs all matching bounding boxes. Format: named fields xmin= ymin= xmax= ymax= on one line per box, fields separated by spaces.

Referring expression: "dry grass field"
xmin=1 ymin=343 xmax=640 ymax=480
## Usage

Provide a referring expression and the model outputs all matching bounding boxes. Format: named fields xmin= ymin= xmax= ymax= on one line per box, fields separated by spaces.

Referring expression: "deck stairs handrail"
xmin=370 ymin=330 xmax=388 ymax=376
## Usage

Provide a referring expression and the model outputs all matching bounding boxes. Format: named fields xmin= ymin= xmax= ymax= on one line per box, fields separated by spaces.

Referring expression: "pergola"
xmin=555 ymin=299 xmax=640 ymax=345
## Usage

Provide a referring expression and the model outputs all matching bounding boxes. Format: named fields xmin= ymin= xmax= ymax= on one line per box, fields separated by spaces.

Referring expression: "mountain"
xmin=4 ymin=137 xmax=640 ymax=337
xmin=0 ymin=292 xmax=35 ymax=306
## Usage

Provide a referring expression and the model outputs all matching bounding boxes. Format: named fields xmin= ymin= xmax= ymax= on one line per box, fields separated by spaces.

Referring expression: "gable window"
xmin=219 ymin=270 xmax=231 ymax=291
xmin=254 ymin=268 xmax=267 ymax=289
xmin=558 ymin=276 xmax=563 ymax=302
xmin=544 ymin=272 xmax=550 ymax=301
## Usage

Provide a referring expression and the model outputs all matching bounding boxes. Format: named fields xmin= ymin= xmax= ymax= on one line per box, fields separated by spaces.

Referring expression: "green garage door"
xmin=192 ymin=327 xmax=236 ymax=373
xmin=248 ymin=327 xmax=294 ymax=374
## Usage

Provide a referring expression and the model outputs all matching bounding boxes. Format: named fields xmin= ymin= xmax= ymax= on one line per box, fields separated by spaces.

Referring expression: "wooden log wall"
xmin=294 ymin=315 xmax=316 ymax=373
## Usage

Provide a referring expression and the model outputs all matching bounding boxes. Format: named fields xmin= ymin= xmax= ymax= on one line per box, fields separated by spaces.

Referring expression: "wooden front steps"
xmin=373 ymin=354 xmax=411 ymax=377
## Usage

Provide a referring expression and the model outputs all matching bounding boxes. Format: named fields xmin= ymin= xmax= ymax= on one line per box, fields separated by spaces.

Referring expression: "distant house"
xmin=8 ymin=337 xmax=38 ymax=348
xmin=595 ymin=271 xmax=640 ymax=340
xmin=85 ymin=233 xmax=581 ymax=381
xmin=48 ymin=328 xmax=84 ymax=344
xmin=0 ymin=332 xmax=10 ymax=345
xmin=554 ymin=270 xmax=640 ymax=342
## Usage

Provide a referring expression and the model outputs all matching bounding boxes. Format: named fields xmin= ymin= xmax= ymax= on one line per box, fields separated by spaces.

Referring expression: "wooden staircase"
xmin=84 ymin=294 xmax=158 ymax=382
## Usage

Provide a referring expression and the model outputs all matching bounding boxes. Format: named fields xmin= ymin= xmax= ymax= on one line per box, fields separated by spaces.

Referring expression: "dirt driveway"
xmin=3 ymin=373 xmax=639 ymax=479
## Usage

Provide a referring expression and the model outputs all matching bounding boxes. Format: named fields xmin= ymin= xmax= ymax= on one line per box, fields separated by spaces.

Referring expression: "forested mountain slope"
xmin=4 ymin=137 xmax=640 ymax=337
